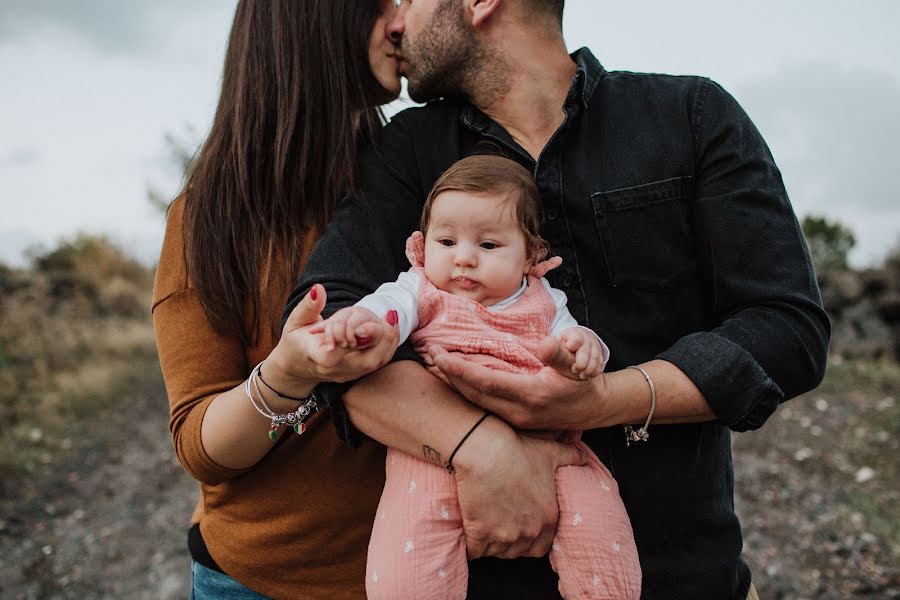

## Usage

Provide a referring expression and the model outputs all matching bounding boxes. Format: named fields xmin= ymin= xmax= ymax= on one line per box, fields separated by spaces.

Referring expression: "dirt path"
xmin=0 ymin=380 xmax=196 ymax=600
xmin=1 ymin=369 xmax=897 ymax=599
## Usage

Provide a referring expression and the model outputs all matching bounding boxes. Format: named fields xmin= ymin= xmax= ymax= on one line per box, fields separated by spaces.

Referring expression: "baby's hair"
xmin=420 ymin=155 xmax=550 ymax=260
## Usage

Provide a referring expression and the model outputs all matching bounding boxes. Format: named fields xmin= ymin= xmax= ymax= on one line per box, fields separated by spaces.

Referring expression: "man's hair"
xmin=522 ymin=0 xmax=564 ymax=27
xmin=420 ymin=155 xmax=550 ymax=260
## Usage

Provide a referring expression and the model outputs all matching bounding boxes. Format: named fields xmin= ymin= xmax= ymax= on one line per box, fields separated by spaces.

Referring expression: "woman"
xmin=152 ymin=1 xmax=405 ymax=597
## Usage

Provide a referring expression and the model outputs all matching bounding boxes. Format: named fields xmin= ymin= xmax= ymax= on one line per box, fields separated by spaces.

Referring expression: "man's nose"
xmin=386 ymin=1 xmax=407 ymax=45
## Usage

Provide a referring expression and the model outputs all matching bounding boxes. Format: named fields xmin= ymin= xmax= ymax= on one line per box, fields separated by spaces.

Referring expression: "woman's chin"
xmin=370 ymin=83 xmax=401 ymax=106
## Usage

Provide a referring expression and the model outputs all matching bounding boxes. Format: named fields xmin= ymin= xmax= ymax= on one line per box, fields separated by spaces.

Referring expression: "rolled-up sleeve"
xmin=657 ymin=79 xmax=831 ymax=432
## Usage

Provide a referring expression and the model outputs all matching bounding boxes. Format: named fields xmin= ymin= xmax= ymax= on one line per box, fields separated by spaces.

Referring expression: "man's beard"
xmin=400 ymin=0 xmax=483 ymax=102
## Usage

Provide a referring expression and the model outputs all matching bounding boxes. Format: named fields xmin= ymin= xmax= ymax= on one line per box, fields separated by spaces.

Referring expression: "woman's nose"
xmin=386 ymin=1 xmax=407 ymax=45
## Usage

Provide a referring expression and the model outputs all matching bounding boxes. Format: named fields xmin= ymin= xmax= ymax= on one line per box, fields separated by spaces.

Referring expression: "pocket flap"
xmin=591 ymin=176 xmax=692 ymax=213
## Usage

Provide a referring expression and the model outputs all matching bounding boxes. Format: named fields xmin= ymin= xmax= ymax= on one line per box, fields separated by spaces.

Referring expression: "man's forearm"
xmin=599 ymin=359 xmax=716 ymax=428
xmin=344 ymin=361 xmax=504 ymax=467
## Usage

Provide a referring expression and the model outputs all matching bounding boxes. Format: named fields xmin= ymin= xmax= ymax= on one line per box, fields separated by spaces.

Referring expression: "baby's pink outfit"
xmin=365 ymin=233 xmax=641 ymax=600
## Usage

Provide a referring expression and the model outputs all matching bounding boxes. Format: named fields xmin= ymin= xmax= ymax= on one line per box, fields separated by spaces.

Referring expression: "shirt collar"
xmin=569 ymin=47 xmax=605 ymax=109
xmin=487 ymin=277 xmax=528 ymax=312
xmin=461 ymin=47 xmax=606 ymax=129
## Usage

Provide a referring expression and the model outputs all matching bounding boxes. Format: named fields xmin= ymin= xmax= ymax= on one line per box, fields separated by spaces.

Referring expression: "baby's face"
xmin=423 ymin=190 xmax=531 ymax=306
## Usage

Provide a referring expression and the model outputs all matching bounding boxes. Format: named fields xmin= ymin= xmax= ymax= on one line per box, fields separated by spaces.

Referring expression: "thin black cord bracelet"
xmin=445 ymin=412 xmax=492 ymax=474
xmin=257 ymin=361 xmax=311 ymax=403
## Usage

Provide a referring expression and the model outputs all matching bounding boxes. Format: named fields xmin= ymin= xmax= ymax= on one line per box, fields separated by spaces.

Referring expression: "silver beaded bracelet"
xmin=246 ymin=361 xmax=319 ymax=441
xmin=624 ymin=365 xmax=656 ymax=446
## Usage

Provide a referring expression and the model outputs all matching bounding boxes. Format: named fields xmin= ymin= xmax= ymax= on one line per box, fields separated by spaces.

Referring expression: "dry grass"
xmin=0 ymin=235 xmax=159 ymax=474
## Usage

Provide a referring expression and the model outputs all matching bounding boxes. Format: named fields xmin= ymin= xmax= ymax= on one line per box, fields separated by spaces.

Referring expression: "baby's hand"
xmin=557 ymin=327 xmax=604 ymax=380
xmin=321 ymin=306 xmax=381 ymax=350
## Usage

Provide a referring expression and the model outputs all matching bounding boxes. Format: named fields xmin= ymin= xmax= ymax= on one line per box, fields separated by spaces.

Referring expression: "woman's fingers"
xmin=283 ymin=284 xmax=326 ymax=333
xmin=309 ymin=314 xmax=400 ymax=382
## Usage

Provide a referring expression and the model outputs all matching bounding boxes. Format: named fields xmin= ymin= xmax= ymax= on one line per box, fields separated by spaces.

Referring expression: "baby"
xmin=321 ymin=155 xmax=641 ymax=600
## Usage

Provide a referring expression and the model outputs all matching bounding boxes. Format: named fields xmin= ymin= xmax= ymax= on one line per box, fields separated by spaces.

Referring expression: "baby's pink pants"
xmin=365 ymin=442 xmax=641 ymax=599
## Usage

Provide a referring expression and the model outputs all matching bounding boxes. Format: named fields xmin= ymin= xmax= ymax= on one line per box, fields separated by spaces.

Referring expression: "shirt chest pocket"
xmin=591 ymin=176 xmax=696 ymax=291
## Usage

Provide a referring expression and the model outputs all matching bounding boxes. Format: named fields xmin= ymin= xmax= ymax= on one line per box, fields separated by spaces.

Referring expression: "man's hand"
xmin=452 ymin=416 xmax=586 ymax=559
xmin=428 ymin=336 xmax=614 ymax=430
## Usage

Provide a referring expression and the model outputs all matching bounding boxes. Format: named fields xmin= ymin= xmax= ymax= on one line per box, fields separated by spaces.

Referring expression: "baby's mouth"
xmin=453 ymin=276 xmax=478 ymax=290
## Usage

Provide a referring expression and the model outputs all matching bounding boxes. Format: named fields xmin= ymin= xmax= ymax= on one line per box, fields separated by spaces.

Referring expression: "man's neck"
xmin=471 ymin=34 xmax=576 ymax=161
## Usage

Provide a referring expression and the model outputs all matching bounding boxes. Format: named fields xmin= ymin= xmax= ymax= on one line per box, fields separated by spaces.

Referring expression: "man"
xmin=285 ymin=0 xmax=829 ymax=597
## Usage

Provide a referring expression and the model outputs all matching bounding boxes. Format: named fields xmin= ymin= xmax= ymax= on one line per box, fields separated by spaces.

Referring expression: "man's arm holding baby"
xmin=429 ymin=345 xmax=715 ymax=431
xmin=315 ymin=287 xmax=590 ymax=560
xmin=427 ymin=280 xmax=716 ymax=431
xmin=345 ymin=361 xmax=587 ymax=559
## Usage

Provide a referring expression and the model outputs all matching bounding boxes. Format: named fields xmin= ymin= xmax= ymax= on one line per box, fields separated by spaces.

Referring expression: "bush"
xmin=27 ymin=234 xmax=152 ymax=317
xmin=0 ymin=235 xmax=158 ymax=472
xmin=802 ymin=215 xmax=856 ymax=273
xmin=886 ymin=237 xmax=900 ymax=270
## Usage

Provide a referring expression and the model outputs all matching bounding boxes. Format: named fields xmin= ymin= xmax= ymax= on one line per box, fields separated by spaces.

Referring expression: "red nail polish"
xmin=355 ymin=335 xmax=372 ymax=346
xmin=310 ymin=285 xmax=318 ymax=301
xmin=386 ymin=310 xmax=398 ymax=326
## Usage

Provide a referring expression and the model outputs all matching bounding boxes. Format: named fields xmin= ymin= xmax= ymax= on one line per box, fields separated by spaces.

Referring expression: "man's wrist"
xmin=450 ymin=415 xmax=515 ymax=478
xmin=586 ymin=369 xmax=645 ymax=428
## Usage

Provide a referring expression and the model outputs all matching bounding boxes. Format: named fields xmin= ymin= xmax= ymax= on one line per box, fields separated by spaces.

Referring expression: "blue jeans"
xmin=191 ymin=561 xmax=271 ymax=600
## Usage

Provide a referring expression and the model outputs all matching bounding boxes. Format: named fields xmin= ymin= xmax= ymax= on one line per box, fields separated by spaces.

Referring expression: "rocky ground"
xmin=733 ymin=359 xmax=899 ymax=599
xmin=1 ymin=360 xmax=897 ymax=599
xmin=0 ymin=374 xmax=196 ymax=600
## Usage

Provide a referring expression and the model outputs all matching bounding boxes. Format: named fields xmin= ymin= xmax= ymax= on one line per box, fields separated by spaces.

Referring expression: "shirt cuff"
xmin=656 ymin=331 xmax=784 ymax=432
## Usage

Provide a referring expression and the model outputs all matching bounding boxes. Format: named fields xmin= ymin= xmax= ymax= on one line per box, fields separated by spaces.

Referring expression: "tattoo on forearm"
xmin=423 ymin=445 xmax=442 ymax=465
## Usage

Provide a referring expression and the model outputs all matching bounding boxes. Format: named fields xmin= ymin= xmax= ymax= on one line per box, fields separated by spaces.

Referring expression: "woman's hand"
xmin=452 ymin=416 xmax=587 ymax=559
xmin=265 ymin=285 xmax=400 ymax=394
xmin=317 ymin=305 xmax=385 ymax=351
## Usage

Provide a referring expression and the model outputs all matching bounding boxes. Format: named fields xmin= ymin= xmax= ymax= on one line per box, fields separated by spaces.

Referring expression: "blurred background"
xmin=1 ymin=1 xmax=897 ymax=598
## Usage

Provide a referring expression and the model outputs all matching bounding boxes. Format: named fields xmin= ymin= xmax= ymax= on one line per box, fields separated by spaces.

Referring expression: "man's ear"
xmin=465 ymin=0 xmax=502 ymax=28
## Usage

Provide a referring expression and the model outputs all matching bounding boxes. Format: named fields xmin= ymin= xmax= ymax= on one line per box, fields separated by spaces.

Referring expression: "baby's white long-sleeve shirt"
xmin=355 ymin=270 xmax=608 ymax=365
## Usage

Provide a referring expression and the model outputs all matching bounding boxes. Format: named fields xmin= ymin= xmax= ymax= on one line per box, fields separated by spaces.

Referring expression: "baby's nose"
xmin=454 ymin=246 xmax=477 ymax=266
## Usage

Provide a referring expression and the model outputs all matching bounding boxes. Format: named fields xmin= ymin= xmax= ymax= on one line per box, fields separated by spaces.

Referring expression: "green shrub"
xmin=802 ymin=215 xmax=856 ymax=273
xmin=0 ymin=235 xmax=158 ymax=472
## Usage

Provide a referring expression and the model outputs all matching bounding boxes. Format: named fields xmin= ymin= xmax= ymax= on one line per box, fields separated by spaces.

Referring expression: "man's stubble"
xmin=401 ymin=0 xmax=500 ymax=104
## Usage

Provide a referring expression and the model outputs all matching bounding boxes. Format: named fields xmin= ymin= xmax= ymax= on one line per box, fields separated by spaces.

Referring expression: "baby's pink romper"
xmin=364 ymin=233 xmax=641 ymax=600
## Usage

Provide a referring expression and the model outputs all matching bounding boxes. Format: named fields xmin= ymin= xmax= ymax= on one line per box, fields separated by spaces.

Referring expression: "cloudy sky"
xmin=1 ymin=0 xmax=898 ymax=267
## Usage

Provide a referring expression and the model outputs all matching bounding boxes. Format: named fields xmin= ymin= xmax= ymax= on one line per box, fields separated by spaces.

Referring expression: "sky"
xmin=1 ymin=0 xmax=898 ymax=267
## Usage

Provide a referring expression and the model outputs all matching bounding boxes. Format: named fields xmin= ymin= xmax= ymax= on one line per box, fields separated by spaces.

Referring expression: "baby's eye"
xmin=480 ymin=242 xmax=498 ymax=250
xmin=439 ymin=239 xmax=455 ymax=247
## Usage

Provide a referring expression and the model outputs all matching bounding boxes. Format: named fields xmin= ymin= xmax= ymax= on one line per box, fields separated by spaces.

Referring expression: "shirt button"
xmin=562 ymin=275 xmax=575 ymax=287
xmin=546 ymin=209 xmax=559 ymax=221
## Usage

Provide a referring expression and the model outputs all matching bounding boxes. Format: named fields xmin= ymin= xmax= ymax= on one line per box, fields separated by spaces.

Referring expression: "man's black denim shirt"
xmin=286 ymin=49 xmax=830 ymax=599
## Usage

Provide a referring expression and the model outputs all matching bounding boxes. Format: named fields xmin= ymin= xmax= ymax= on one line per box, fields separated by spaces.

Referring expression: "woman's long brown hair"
xmin=182 ymin=0 xmax=388 ymax=345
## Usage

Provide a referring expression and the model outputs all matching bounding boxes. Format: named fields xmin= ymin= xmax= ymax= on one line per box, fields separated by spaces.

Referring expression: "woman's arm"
xmin=154 ymin=276 xmax=399 ymax=482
